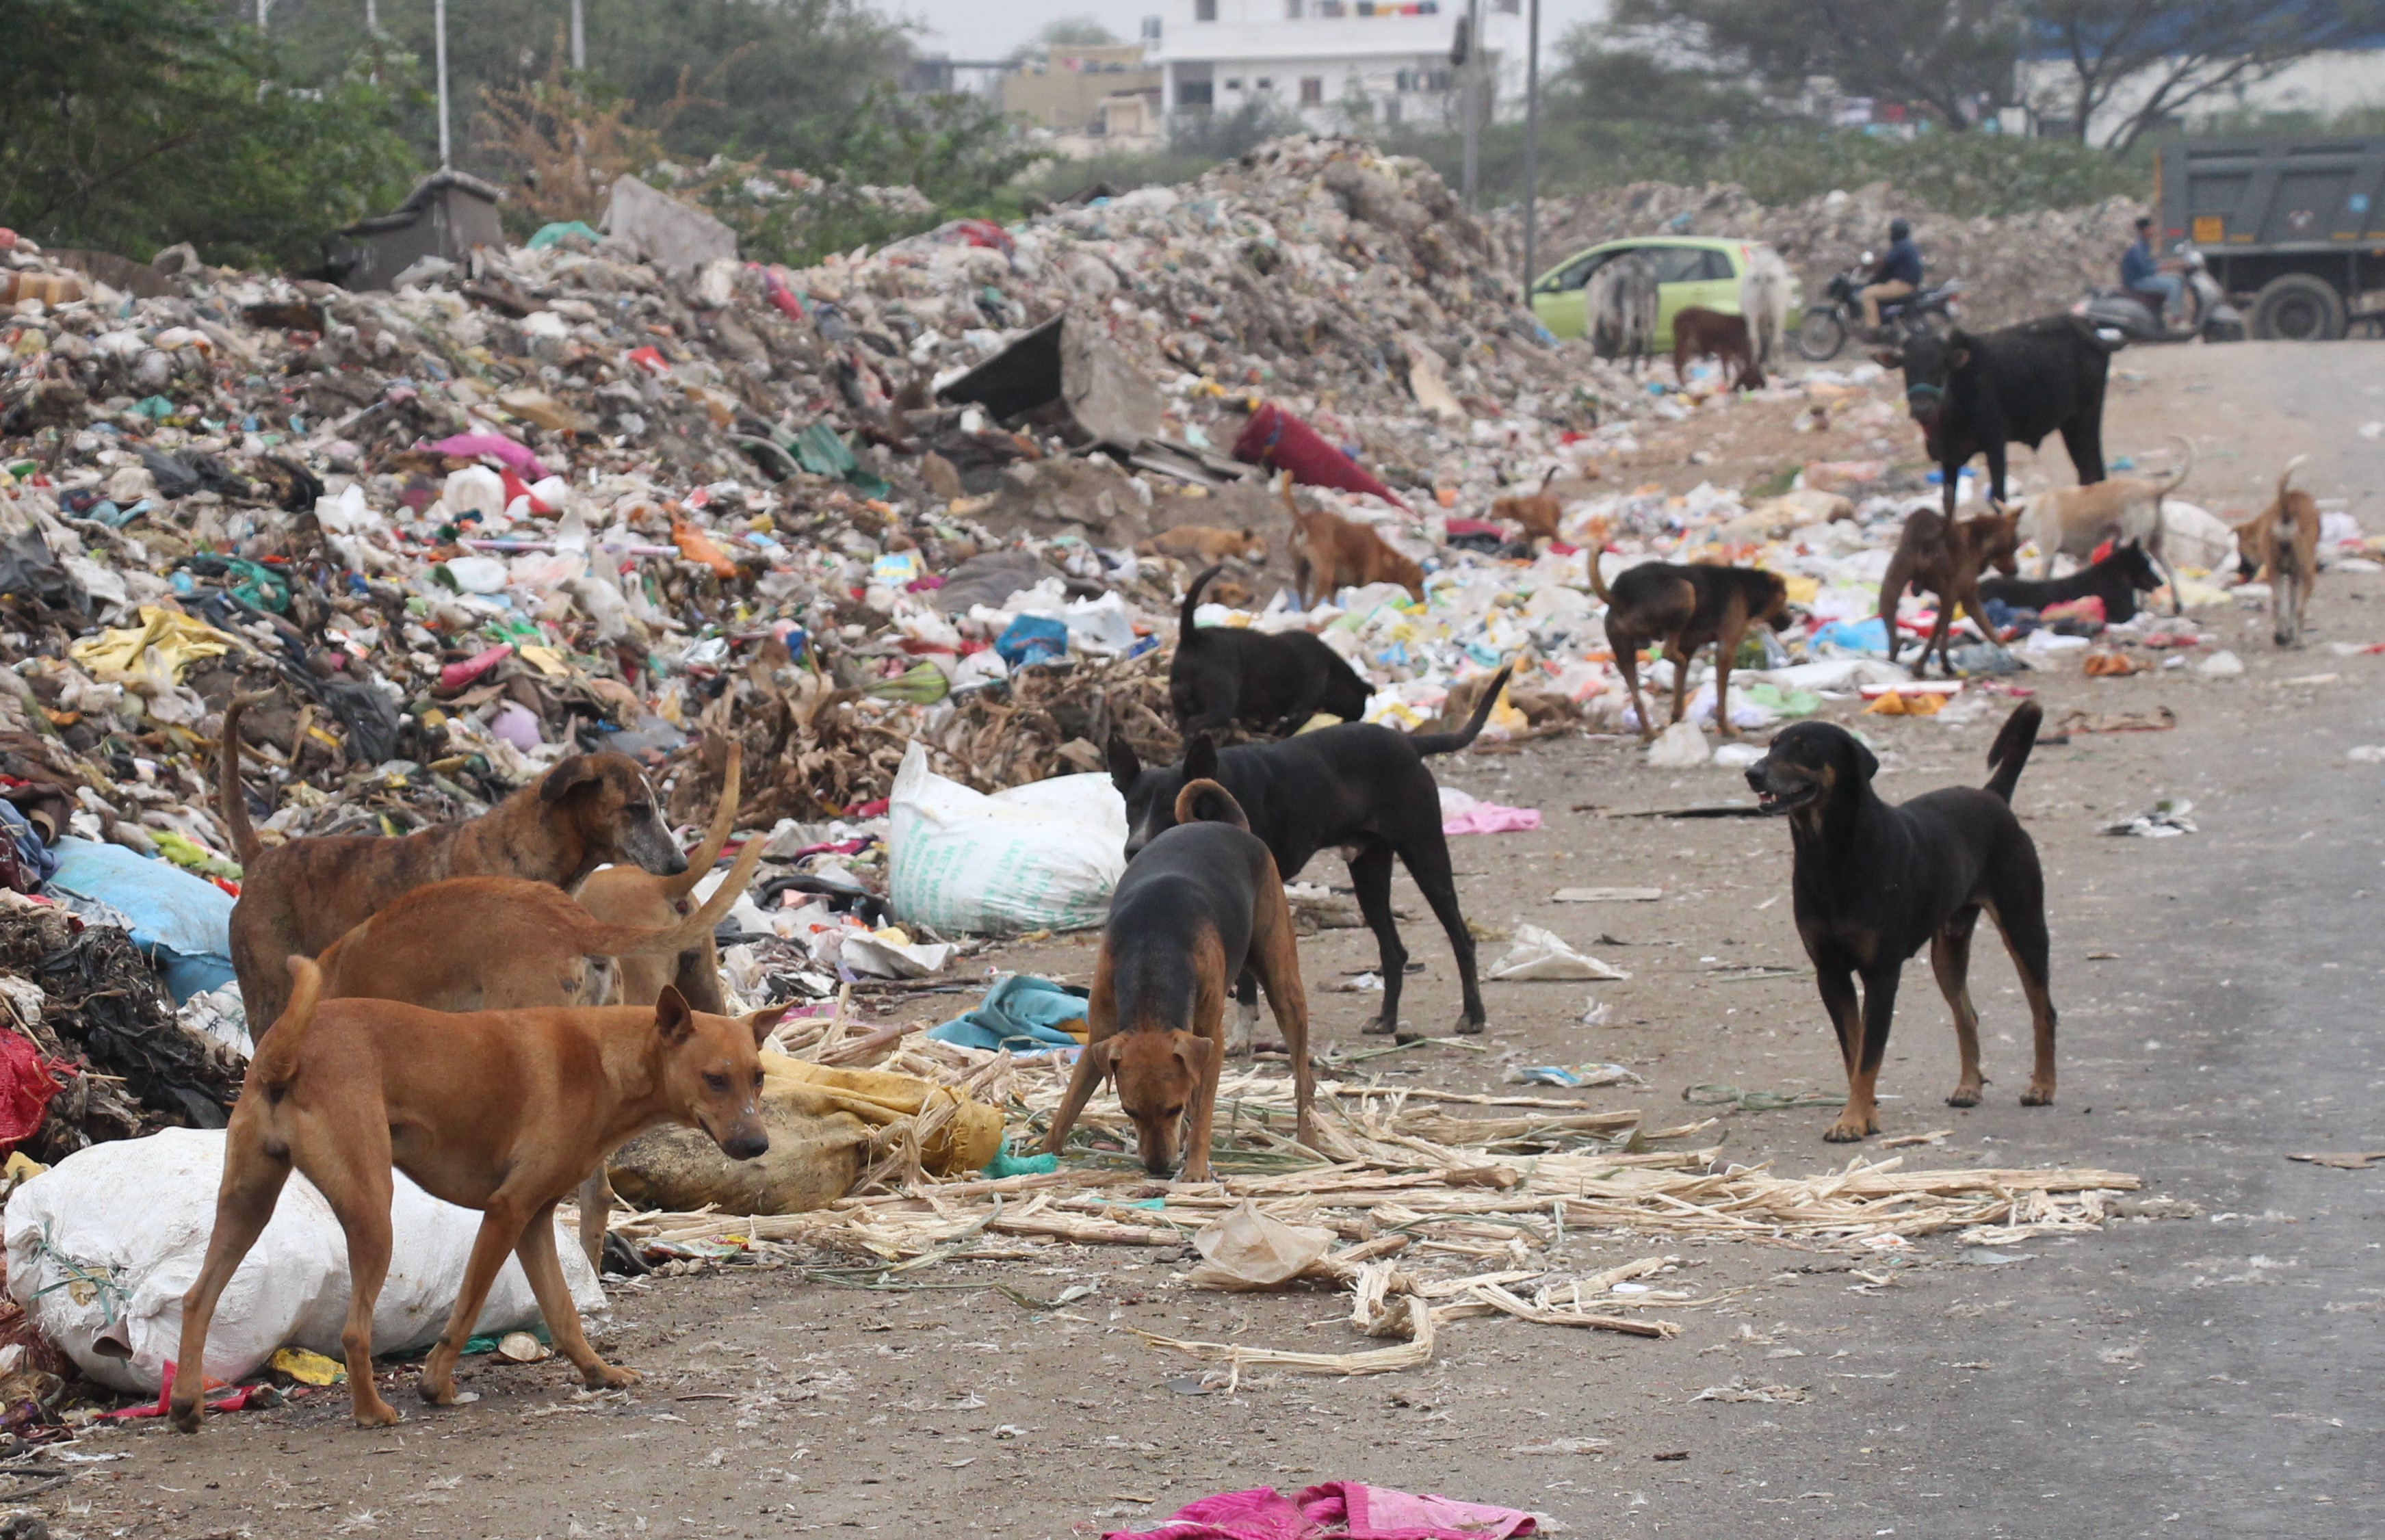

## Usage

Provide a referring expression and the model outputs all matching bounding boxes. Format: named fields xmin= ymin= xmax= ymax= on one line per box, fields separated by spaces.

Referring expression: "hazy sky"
xmin=873 ymin=0 xmax=1611 ymax=65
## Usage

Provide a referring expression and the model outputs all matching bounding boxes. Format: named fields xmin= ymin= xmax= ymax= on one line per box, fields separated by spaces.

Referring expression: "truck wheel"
xmin=2250 ymin=274 xmax=2345 ymax=341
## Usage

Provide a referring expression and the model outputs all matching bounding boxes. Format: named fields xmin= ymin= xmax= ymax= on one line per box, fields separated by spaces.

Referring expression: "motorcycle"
xmin=1794 ymin=259 xmax=1966 ymax=361
xmin=2074 ymin=246 xmax=2243 ymax=344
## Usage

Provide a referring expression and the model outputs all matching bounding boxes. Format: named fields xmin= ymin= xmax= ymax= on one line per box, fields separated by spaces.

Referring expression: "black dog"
xmin=1109 ymin=664 xmax=1512 ymax=1044
xmin=1744 ymin=703 xmax=2057 ymax=1142
xmin=1169 ymin=564 xmax=1371 ymax=737
xmin=1979 ymin=541 xmax=2161 ymax=626
xmin=1883 ymin=315 xmax=2120 ymax=518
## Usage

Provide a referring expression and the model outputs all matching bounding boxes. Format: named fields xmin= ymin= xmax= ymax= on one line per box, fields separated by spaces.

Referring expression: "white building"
xmin=1147 ymin=0 xmax=1529 ymax=138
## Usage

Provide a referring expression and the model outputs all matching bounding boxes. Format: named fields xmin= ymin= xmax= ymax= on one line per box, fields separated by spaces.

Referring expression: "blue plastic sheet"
xmin=993 ymin=614 xmax=1069 ymax=669
xmin=44 ymin=838 xmax=237 ymax=1003
xmin=928 ymin=974 xmax=1089 ymax=1052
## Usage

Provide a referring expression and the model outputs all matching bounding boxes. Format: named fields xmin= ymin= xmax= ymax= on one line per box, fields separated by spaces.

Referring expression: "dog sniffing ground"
xmin=39 ymin=346 xmax=2385 ymax=1539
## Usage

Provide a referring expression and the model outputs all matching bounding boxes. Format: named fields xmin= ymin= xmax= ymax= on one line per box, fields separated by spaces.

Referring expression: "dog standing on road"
xmin=1877 ymin=503 xmax=2024 ymax=677
xmin=1745 ymin=703 xmax=2057 ymax=1142
xmin=220 ymin=694 xmax=688 ymax=1030
xmin=1588 ymin=550 xmax=1788 ymax=742
xmin=1110 ymin=664 xmax=1511 ymax=1045
xmin=2232 ymin=456 xmax=2321 ymax=646
xmin=170 ymin=959 xmax=790 ymax=1431
xmin=1042 ymin=780 xmax=1314 ymax=1182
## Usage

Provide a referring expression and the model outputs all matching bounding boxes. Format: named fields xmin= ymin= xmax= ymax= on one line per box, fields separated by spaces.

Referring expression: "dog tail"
xmin=1584 ymin=526 xmax=1614 ymax=604
xmin=585 ymin=833 xmax=767 ymax=958
xmin=1408 ymin=663 xmax=1516 ymax=756
xmin=2276 ymin=452 xmax=2308 ymax=504
xmin=217 ymin=692 xmax=269 ymax=865
xmin=1173 ymin=777 xmax=1250 ymax=831
xmin=660 ymin=743 xmax=744 ymax=900
xmin=252 ymin=956 xmax=325 ymax=1092
xmin=1182 ymin=564 xmax=1221 ymax=638
xmin=2156 ymin=434 xmax=2197 ymax=498
xmin=1983 ymin=701 xmax=2044 ymax=804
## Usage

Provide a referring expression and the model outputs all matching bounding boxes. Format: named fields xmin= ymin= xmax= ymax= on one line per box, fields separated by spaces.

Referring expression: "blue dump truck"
xmin=2156 ymin=136 xmax=2385 ymax=339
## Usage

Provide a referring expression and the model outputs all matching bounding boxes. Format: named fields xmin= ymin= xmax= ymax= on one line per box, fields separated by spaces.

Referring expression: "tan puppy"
xmin=1139 ymin=525 xmax=1267 ymax=566
xmin=2234 ymin=456 xmax=2322 ymax=646
xmin=1043 ymin=779 xmax=1313 ymax=1182
xmin=1490 ymin=469 xmax=1563 ymax=542
xmin=575 ymin=745 xmax=746 ymax=1017
xmin=170 ymin=958 xmax=790 ymax=1431
xmin=1281 ymin=473 xmax=1425 ymax=605
xmin=2014 ymin=434 xmax=2193 ymax=612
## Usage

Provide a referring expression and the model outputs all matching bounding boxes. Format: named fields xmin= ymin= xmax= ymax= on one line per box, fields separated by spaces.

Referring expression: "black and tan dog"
xmin=1110 ymin=664 xmax=1509 ymax=1045
xmin=1877 ymin=502 xmax=2024 ymax=677
xmin=1169 ymin=564 xmax=1372 ymax=737
xmin=1587 ymin=551 xmax=1788 ymax=742
xmin=1745 ymin=703 xmax=2057 ymax=1142
xmin=1043 ymin=779 xmax=1314 ymax=1181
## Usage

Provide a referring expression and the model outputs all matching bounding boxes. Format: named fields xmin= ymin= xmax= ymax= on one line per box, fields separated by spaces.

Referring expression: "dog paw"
xmin=585 ymin=1363 xmax=641 ymax=1389
xmin=1451 ymin=1018 xmax=1485 ymax=1036
xmin=352 ymin=1398 xmax=402 ymax=1428
xmin=1823 ymin=1119 xmax=1868 ymax=1143
xmin=2020 ymin=1085 xmax=2055 ymax=1107
xmin=1946 ymin=1087 xmax=1982 ymax=1108
xmin=1359 ymin=1019 xmax=1397 ymax=1037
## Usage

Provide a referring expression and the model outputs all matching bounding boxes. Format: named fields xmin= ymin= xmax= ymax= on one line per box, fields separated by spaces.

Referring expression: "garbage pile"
xmin=1500 ymin=181 xmax=2147 ymax=330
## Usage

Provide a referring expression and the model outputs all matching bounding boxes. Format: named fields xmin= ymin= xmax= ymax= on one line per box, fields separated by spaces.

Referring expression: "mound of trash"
xmin=1498 ymin=181 xmax=2148 ymax=330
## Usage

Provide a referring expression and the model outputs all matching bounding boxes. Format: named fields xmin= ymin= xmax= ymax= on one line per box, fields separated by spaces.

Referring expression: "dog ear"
xmin=1079 ymin=1034 xmax=1119 ymax=1089
xmin=1184 ymin=734 xmax=1218 ymax=782
xmin=1871 ymin=348 xmax=1904 ymax=370
xmin=1173 ymin=1032 xmax=1214 ymax=1075
xmin=539 ymin=755 xmax=604 ymax=804
xmin=655 ymin=986 xmax=695 ymax=1045
xmin=746 ymin=1004 xmax=793 ymax=1047
xmin=1847 ymin=734 xmax=1881 ymax=783
xmin=1106 ymin=733 xmax=1141 ymax=794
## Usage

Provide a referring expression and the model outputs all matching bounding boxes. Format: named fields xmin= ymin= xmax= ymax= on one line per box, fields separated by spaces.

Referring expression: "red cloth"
xmin=1104 ymin=1483 xmax=1535 ymax=1540
xmin=1231 ymin=403 xmax=1407 ymax=509
xmin=0 ymin=1030 xmax=57 ymax=1154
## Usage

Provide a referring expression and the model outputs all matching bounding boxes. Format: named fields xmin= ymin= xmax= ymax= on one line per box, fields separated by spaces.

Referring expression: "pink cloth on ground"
xmin=1439 ymin=787 xmax=1543 ymax=835
xmin=1104 ymin=1482 xmax=1535 ymax=1540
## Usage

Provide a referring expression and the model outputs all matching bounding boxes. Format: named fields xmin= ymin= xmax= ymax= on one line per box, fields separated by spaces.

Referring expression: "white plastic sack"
xmin=4 ymin=1128 xmax=603 ymax=1395
xmin=1488 ymin=924 xmax=1630 ymax=982
xmin=2159 ymin=499 xmax=2237 ymax=573
xmin=887 ymin=743 xmax=1125 ymax=935
xmin=1645 ymin=720 xmax=1711 ymax=766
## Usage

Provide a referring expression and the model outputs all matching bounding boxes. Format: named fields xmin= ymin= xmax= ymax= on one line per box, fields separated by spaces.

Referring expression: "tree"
xmin=1006 ymin=16 xmax=1123 ymax=63
xmin=1606 ymin=0 xmax=2022 ymax=130
xmin=2022 ymin=0 xmax=2385 ymax=149
xmin=0 ymin=0 xmax=421 ymax=269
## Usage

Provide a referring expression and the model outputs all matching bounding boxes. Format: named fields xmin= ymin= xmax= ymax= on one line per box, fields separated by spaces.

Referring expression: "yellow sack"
xmin=764 ymin=1054 xmax=1005 ymax=1176
xmin=68 ymin=605 xmax=238 ymax=683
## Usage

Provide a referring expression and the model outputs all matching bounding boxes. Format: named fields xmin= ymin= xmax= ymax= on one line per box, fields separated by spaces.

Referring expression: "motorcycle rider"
xmin=1861 ymin=218 xmax=1923 ymax=332
xmin=2121 ymin=215 xmax=2182 ymax=318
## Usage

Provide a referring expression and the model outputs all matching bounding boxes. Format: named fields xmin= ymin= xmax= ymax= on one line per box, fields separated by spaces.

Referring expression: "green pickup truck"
xmin=1530 ymin=236 xmax=1801 ymax=351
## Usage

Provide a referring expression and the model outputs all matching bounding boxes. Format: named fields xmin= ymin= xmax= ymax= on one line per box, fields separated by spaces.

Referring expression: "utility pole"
xmin=435 ymin=0 xmax=452 ymax=169
xmin=1459 ymin=0 xmax=1483 ymax=210
xmin=366 ymin=0 xmax=378 ymax=31
xmin=571 ymin=0 xmax=587 ymax=70
xmin=1522 ymin=0 xmax=1540 ymax=289
xmin=257 ymin=0 xmax=274 ymax=29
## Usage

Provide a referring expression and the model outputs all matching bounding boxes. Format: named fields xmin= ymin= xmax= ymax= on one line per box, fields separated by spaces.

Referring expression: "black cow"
xmin=1882 ymin=316 xmax=2122 ymax=518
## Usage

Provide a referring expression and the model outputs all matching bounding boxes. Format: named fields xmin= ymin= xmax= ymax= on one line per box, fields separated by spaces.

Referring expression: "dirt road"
xmin=36 ymin=343 xmax=2385 ymax=1539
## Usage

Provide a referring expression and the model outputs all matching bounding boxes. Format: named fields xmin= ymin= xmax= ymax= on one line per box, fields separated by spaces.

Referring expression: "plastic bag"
xmin=1187 ymin=1199 xmax=1334 ymax=1290
xmin=1487 ymin=924 xmax=1630 ymax=982
xmin=45 ymin=837 xmax=235 ymax=1002
xmin=3 ymin=1128 xmax=603 ymax=1394
xmin=1645 ymin=720 xmax=1710 ymax=767
xmin=887 ymin=744 xmax=1125 ymax=935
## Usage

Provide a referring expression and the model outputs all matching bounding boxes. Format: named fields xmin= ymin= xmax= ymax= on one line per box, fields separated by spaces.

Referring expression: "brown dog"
xmin=170 ymin=958 xmax=790 ymax=1431
xmin=311 ymin=751 xmax=756 ymax=1267
xmin=1877 ymin=503 xmax=2024 ymax=677
xmin=1282 ymin=474 xmax=1426 ymax=605
xmin=1139 ymin=525 xmax=1268 ymax=566
xmin=574 ymin=744 xmax=745 ymax=1017
xmin=1671 ymin=306 xmax=1763 ymax=391
xmin=1588 ymin=545 xmax=1789 ymax=742
xmin=1489 ymin=469 xmax=1563 ymax=542
xmin=1043 ymin=779 xmax=1313 ymax=1182
xmin=220 ymin=694 xmax=688 ymax=1030
xmin=2234 ymin=456 xmax=2322 ymax=646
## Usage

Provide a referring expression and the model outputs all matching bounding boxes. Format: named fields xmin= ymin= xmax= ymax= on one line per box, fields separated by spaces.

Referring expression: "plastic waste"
xmin=1487 ymin=924 xmax=1630 ymax=982
xmin=1645 ymin=720 xmax=1711 ymax=767
xmin=45 ymin=837 xmax=235 ymax=1002
xmin=1187 ymin=1199 xmax=1334 ymax=1290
